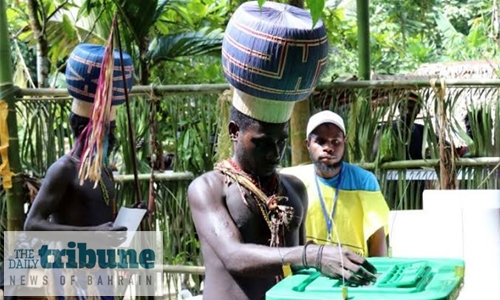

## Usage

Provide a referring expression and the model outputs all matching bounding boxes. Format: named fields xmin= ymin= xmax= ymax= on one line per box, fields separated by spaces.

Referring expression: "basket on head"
xmin=222 ymin=1 xmax=329 ymax=123
xmin=65 ymin=43 xmax=134 ymax=121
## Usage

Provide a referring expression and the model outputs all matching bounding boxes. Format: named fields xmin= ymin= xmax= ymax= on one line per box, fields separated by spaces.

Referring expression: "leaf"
xmin=307 ymin=0 xmax=325 ymax=27
xmin=153 ymin=0 xmax=171 ymax=22
xmin=113 ymin=0 xmax=158 ymax=42
xmin=61 ymin=14 xmax=76 ymax=41
xmin=168 ymin=4 xmax=194 ymax=27
xmin=257 ymin=0 xmax=266 ymax=7
xmin=146 ymin=28 xmax=223 ymax=64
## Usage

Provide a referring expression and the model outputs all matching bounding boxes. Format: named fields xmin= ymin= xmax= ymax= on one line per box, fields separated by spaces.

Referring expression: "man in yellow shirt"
xmin=280 ymin=110 xmax=390 ymax=257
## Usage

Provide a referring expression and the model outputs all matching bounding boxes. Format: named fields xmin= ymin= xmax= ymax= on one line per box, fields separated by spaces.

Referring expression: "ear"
xmin=305 ymin=138 xmax=310 ymax=149
xmin=343 ymin=135 xmax=348 ymax=144
xmin=77 ymin=124 xmax=87 ymax=138
xmin=228 ymin=121 xmax=240 ymax=141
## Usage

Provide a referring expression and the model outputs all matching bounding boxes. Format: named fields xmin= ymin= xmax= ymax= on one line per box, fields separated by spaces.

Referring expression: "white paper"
xmin=113 ymin=207 xmax=147 ymax=247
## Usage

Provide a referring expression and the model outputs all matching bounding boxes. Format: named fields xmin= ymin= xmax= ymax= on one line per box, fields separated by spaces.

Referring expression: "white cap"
xmin=306 ymin=110 xmax=346 ymax=138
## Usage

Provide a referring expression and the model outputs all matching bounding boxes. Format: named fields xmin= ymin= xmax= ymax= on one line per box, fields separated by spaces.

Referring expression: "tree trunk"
xmin=26 ymin=0 xmax=49 ymax=88
xmin=290 ymin=100 xmax=310 ymax=165
xmin=288 ymin=0 xmax=310 ymax=166
xmin=435 ymin=81 xmax=457 ymax=189
xmin=140 ymin=35 xmax=150 ymax=85
xmin=0 ymin=0 xmax=26 ymax=231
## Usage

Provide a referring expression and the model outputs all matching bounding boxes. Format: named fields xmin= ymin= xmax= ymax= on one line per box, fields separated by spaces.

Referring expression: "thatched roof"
xmin=318 ymin=60 xmax=500 ymax=147
xmin=372 ymin=60 xmax=500 ymax=146
xmin=315 ymin=59 xmax=500 ymax=110
xmin=372 ymin=59 xmax=500 ymax=80
xmin=410 ymin=59 xmax=500 ymax=79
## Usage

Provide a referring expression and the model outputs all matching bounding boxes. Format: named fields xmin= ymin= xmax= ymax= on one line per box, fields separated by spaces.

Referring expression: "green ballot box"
xmin=266 ymin=257 xmax=464 ymax=300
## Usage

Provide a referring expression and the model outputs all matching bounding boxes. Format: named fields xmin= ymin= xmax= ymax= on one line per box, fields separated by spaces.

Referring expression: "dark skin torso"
xmin=54 ymin=156 xmax=115 ymax=226
xmin=25 ymin=154 xmax=119 ymax=231
xmin=190 ymin=170 xmax=307 ymax=300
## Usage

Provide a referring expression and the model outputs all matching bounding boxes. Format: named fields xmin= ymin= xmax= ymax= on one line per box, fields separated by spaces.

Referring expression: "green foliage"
xmin=307 ymin=0 xmax=326 ymax=26
xmin=317 ymin=0 xmax=498 ymax=79
xmin=147 ymin=28 xmax=223 ymax=65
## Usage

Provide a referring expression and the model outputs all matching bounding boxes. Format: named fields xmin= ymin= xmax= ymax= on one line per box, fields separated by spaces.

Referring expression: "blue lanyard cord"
xmin=314 ymin=170 xmax=342 ymax=241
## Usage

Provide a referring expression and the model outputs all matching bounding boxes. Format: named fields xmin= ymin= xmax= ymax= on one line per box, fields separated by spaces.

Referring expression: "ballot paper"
xmin=113 ymin=207 xmax=147 ymax=247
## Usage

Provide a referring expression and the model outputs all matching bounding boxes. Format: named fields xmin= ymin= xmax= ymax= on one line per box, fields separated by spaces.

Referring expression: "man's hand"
xmin=95 ymin=221 xmax=127 ymax=232
xmin=94 ymin=222 xmax=127 ymax=247
xmin=318 ymin=245 xmax=378 ymax=286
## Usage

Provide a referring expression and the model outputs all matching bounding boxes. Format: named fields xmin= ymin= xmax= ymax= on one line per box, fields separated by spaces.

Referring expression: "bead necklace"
xmin=227 ymin=158 xmax=284 ymax=232
xmin=98 ymin=167 xmax=117 ymax=217
xmin=227 ymin=158 xmax=279 ymax=196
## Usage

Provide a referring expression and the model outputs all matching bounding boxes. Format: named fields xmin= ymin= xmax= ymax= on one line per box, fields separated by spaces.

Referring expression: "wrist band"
xmin=316 ymin=244 xmax=325 ymax=272
xmin=302 ymin=240 xmax=315 ymax=268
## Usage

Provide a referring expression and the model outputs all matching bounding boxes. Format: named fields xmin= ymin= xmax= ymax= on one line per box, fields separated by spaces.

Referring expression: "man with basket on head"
xmin=24 ymin=43 xmax=133 ymax=299
xmin=187 ymin=2 xmax=378 ymax=300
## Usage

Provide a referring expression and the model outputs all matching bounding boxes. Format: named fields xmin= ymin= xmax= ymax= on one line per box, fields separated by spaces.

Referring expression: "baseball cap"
xmin=306 ymin=110 xmax=346 ymax=138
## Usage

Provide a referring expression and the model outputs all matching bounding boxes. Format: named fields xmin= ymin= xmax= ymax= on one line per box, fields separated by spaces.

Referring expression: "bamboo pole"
xmin=315 ymin=79 xmax=500 ymax=89
xmin=15 ymin=79 xmax=500 ymax=98
xmin=356 ymin=157 xmax=500 ymax=170
xmin=18 ymin=84 xmax=231 ymax=97
xmin=113 ymin=172 xmax=194 ymax=182
xmin=32 ymin=172 xmax=193 ymax=185
xmin=158 ymin=265 xmax=205 ymax=275
xmin=356 ymin=0 xmax=370 ymax=80
xmin=287 ymin=0 xmax=309 ymax=167
xmin=0 ymin=0 xmax=25 ymax=231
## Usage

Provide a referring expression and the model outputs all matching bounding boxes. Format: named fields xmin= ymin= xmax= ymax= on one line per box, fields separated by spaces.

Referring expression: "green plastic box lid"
xmin=266 ymin=257 xmax=464 ymax=300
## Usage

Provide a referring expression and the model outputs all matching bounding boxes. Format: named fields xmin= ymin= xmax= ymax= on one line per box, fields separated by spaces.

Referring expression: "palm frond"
xmin=146 ymin=28 xmax=223 ymax=65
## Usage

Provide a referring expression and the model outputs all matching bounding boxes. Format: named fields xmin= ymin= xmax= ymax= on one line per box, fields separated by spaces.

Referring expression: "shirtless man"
xmin=23 ymin=43 xmax=134 ymax=300
xmin=23 ymin=42 xmax=133 ymax=234
xmin=188 ymin=3 xmax=377 ymax=299
xmin=188 ymin=105 xmax=378 ymax=300
xmin=24 ymin=112 xmax=125 ymax=232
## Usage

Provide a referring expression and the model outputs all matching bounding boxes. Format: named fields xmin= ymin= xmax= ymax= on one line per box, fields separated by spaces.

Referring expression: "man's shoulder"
xmin=342 ymin=163 xmax=380 ymax=192
xmin=189 ymin=170 xmax=224 ymax=188
xmin=45 ymin=155 xmax=77 ymax=178
xmin=280 ymin=172 xmax=306 ymax=192
xmin=187 ymin=170 xmax=225 ymax=203
xmin=343 ymin=162 xmax=371 ymax=175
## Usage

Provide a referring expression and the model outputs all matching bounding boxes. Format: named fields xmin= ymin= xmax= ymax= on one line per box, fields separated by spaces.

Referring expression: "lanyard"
xmin=314 ymin=169 xmax=342 ymax=242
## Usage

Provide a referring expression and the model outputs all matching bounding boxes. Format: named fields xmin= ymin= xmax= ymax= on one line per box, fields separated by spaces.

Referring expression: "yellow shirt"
xmin=280 ymin=163 xmax=389 ymax=257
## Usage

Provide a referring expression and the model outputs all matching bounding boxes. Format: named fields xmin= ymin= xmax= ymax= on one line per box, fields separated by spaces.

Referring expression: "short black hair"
xmin=229 ymin=105 xmax=260 ymax=131
xmin=69 ymin=112 xmax=118 ymax=152
xmin=69 ymin=112 xmax=90 ymax=138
